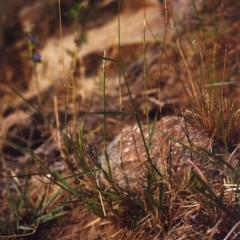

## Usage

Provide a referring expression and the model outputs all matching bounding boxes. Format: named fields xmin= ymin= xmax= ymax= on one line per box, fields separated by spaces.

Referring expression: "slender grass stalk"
xmin=57 ymin=0 xmax=69 ymax=166
xmin=143 ymin=0 xmax=149 ymax=129
xmin=117 ymin=0 xmax=126 ymax=189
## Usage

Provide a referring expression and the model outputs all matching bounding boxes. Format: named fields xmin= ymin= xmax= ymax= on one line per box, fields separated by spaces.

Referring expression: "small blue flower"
xmin=26 ymin=33 xmax=35 ymax=41
xmin=26 ymin=33 xmax=40 ymax=46
xmin=31 ymin=53 xmax=41 ymax=63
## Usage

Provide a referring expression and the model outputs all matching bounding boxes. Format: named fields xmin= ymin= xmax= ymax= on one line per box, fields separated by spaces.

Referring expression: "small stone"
xmin=100 ymin=116 xmax=224 ymax=191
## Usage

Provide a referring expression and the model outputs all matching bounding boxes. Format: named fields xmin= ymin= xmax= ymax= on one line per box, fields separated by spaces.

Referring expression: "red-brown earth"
xmin=1 ymin=0 xmax=240 ymax=239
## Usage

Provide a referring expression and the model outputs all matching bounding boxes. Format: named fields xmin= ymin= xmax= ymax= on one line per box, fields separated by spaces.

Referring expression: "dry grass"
xmin=1 ymin=0 xmax=240 ymax=239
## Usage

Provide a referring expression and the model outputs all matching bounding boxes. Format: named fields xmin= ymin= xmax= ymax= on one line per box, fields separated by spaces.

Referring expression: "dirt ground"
xmin=1 ymin=0 xmax=240 ymax=239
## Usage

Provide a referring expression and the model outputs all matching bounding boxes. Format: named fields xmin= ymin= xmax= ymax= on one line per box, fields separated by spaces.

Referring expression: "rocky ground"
xmin=1 ymin=0 xmax=240 ymax=239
